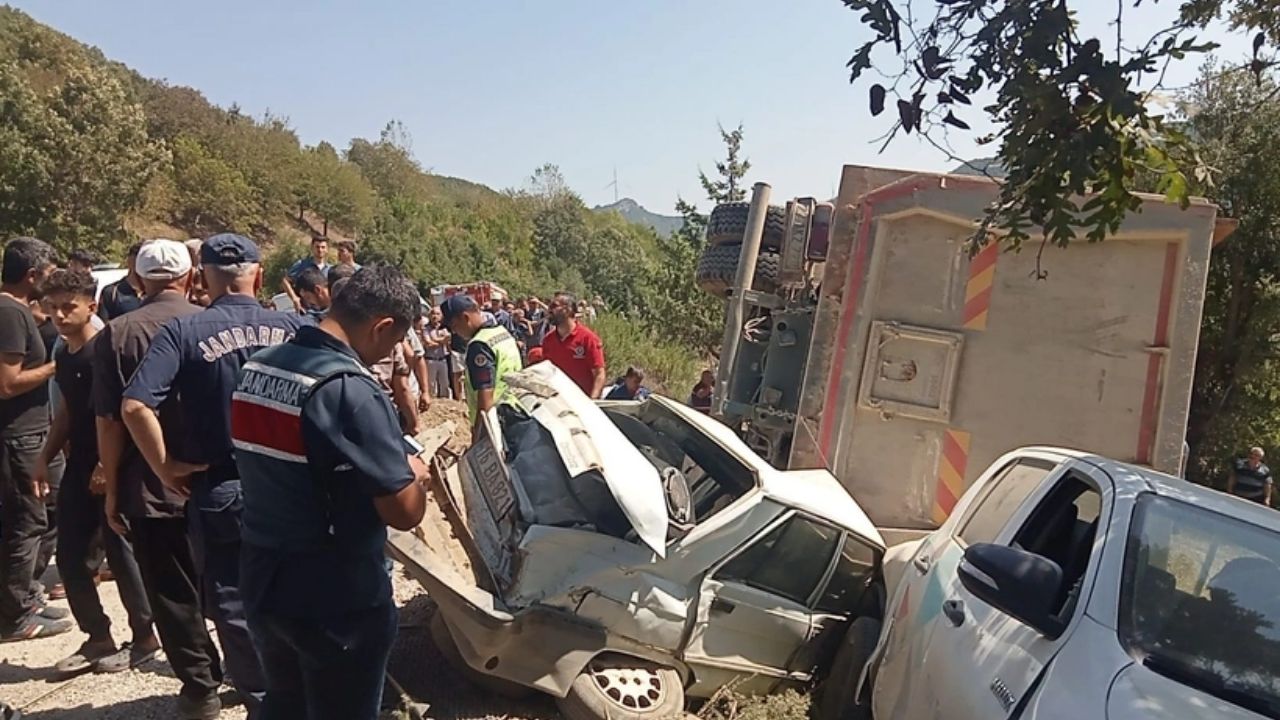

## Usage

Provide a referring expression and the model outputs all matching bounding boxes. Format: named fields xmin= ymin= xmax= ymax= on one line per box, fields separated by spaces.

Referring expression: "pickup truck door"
xmin=682 ymin=513 xmax=842 ymax=696
xmin=872 ymin=455 xmax=1062 ymax=720
xmin=923 ymin=459 xmax=1112 ymax=719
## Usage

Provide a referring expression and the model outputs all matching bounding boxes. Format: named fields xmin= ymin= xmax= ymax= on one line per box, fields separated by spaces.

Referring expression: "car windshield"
xmin=1119 ymin=494 xmax=1280 ymax=716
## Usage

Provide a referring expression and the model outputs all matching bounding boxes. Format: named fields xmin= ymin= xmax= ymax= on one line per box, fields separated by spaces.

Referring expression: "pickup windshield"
xmin=1119 ymin=494 xmax=1280 ymax=715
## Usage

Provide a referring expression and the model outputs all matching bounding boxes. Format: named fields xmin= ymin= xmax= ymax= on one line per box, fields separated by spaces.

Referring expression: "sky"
xmin=10 ymin=0 xmax=1243 ymax=213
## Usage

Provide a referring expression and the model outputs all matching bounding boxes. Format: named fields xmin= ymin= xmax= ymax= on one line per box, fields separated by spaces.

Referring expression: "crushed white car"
xmin=388 ymin=363 xmax=886 ymax=720
xmin=864 ymin=447 xmax=1280 ymax=720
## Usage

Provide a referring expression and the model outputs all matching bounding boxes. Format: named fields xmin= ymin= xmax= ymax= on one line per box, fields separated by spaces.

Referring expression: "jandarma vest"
xmin=466 ymin=325 xmax=523 ymax=423
xmin=230 ymin=341 xmax=381 ymax=554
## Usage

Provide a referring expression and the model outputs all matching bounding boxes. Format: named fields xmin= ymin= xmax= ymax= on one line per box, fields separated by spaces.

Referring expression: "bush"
xmin=592 ymin=313 xmax=704 ymax=398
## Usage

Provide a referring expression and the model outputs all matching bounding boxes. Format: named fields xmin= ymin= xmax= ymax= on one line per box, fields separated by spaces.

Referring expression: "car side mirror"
xmin=958 ymin=543 xmax=1066 ymax=639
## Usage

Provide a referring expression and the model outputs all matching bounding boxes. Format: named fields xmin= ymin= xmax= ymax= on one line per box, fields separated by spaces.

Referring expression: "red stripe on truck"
xmin=1135 ymin=242 xmax=1180 ymax=465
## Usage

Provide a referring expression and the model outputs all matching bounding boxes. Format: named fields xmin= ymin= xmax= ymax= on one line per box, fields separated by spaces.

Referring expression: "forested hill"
xmin=0 ymin=5 xmax=726 ymax=391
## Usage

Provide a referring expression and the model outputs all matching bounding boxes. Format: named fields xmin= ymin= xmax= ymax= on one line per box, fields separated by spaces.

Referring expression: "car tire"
xmin=695 ymin=243 xmax=781 ymax=297
xmin=706 ymin=202 xmax=787 ymax=249
xmin=428 ymin=611 xmax=533 ymax=699
xmin=555 ymin=654 xmax=684 ymax=720
xmin=817 ymin=617 xmax=881 ymax=720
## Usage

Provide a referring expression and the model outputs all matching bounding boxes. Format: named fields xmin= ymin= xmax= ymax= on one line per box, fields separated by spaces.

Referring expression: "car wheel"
xmin=428 ymin=611 xmax=533 ymax=699
xmin=694 ymin=243 xmax=781 ymax=297
xmin=556 ymin=654 xmax=684 ymax=720
xmin=817 ymin=617 xmax=881 ymax=720
xmin=706 ymin=202 xmax=787 ymax=249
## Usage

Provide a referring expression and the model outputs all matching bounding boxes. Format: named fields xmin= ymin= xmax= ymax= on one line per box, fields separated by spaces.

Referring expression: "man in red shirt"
xmin=541 ymin=292 xmax=606 ymax=397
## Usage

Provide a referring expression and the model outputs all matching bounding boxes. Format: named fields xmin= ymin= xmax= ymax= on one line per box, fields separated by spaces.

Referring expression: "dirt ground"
xmin=0 ymin=402 xmax=558 ymax=719
xmin=0 ymin=562 xmax=554 ymax=719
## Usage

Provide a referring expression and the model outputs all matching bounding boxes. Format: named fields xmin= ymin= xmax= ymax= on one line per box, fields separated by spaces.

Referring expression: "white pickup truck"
xmin=388 ymin=364 xmax=887 ymax=720
xmin=860 ymin=447 xmax=1280 ymax=720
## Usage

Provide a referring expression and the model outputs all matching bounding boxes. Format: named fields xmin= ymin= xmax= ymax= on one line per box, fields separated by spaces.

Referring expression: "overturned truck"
xmin=700 ymin=166 xmax=1231 ymax=545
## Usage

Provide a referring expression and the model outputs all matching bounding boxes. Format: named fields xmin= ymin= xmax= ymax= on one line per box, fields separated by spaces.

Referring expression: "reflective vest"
xmin=230 ymin=340 xmax=381 ymax=554
xmin=466 ymin=325 xmax=522 ymax=424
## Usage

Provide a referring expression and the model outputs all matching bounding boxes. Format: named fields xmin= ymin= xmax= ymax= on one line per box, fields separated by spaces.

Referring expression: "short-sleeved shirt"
xmin=286 ymin=257 xmax=330 ymax=282
xmin=465 ymin=332 xmax=499 ymax=392
xmin=123 ymin=294 xmax=308 ymax=496
xmin=94 ymin=290 xmax=203 ymax=518
xmin=97 ymin=278 xmax=142 ymax=321
xmin=241 ymin=325 xmax=413 ymax=617
xmin=0 ymin=295 xmax=50 ymax=438
xmin=423 ymin=325 xmax=450 ymax=361
xmin=55 ymin=335 xmax=100 ymax=472
xmin=1233 ymin=459 xmax=1274 ymax=501
xmin=689 ymin=383 xmax=713 ymax=413
xmin=541 ymin=322 xmax=605 ymax=396
xmin=369 ymin=343 xmax=411 ymax=399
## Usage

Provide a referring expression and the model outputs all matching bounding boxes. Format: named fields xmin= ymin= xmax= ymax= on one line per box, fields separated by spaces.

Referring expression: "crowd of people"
xmin=0 ymin=231 xmax=718 ymax=720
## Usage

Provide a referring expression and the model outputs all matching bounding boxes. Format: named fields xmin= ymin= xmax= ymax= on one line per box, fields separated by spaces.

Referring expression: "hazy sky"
xmin=12 ymin=0 xmax=1240 ymax=212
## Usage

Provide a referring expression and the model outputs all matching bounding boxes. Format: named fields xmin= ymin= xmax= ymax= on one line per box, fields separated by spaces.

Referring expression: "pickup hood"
xmin=1107 ymin=662 xmax=1265 ymax=720
xmin=507 ymin=363 xmax=669 ymax=556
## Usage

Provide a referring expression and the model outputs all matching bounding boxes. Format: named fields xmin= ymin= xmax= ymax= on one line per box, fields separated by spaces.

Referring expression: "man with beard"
xmin=540 ymin=291 xmax=606 ymax=398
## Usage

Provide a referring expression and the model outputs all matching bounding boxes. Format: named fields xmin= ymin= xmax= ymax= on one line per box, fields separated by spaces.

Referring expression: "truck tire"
xmin=706 ymin=202 xmax=787 ymax=249
xmin=817 ymin=617 xmax=881 ymax=720
xmin=556 ymin=654 xmax=684 ymax=720
xmin=695 ymin=243 xmax=780 ymax=297
xmin=428 ymin=612 xmax=533 ymax=699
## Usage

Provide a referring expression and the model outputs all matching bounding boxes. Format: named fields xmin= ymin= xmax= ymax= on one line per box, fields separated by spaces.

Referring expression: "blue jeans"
xmin=188 ymin=478 xmax=266 ymax=716
xmin=248 ymin=602 xmax=398 ymax=720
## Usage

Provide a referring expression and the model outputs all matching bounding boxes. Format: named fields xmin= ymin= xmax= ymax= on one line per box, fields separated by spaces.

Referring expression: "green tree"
xmin=1180 ymin=66 xmax=1280 ymax=485
xmin=834 ymin=0 xmax=1278 ymax=250
xmin=0 ymin=49 xmax=161 ymax=249
xmin=346 ymin=121 xmax=426 ymax=201
xmin=698 ymin=123 xmax=751 ymax=204
xmin=168 ymin=134 xmax=256 ymax=231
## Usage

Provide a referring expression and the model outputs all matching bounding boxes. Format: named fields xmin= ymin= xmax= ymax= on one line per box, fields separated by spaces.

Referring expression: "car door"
xmin=872 ymin=455 xmax=1062 ymax=720
xmin=925 ymin=460 xmax=1112 ymax=719
xmin=682 ymin=512 xmax=842 ymax=696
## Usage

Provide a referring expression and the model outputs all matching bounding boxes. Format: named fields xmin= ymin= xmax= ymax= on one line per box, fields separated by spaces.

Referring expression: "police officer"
xmin=440 ymin=295 xmax=521 ymax=437
xmin=233 ymin=265 xmax=428 ymax=720
xmin=121 ymin=234 xmax=307 ymax=718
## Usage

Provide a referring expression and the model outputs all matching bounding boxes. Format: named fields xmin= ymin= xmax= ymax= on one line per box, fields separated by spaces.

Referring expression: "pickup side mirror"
xmin=958 ymin=543 xmax=1066 ymax=639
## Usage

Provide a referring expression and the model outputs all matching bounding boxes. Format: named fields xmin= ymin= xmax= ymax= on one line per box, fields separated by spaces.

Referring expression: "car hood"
xmin=507 ymin=363 xmax=669 ymax=556
xmin=1107 ymin=662 xmax=1266 ymax=720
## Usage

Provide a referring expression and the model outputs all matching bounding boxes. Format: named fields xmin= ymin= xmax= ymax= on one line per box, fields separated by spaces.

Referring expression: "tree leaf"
xmin=870 ymin=84 xmax=886 ymax=116
xmin=897 ymin=99 xmax=915 ymax=133
xmin=942 ymin=111 xmax=970 ymax=130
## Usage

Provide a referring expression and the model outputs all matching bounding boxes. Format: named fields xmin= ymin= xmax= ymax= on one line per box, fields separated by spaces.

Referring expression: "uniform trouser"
xmin=0 ymin=432 xmax=62 ymax=628
xmin=248 ymin=601 xmax=398 ymax=720
xmin=57 ymin=464 xmax=153 ymax=642
xmin=130 ymin=516 xmax=224 ymax=701
xmin=427 ymin=359 xmax=450 ymax=398
xmin=189 ymin=479 xmax=266 ymax=716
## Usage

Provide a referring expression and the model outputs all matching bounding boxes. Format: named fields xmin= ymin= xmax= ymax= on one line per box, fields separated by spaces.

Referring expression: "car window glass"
xmin=719 ymin=516 xmax=841 ymax=605
xmin=1120 ymin=495 xmax=1280 ymax=714
xmin=957 ymin=460 xmax=1055 ymax=546
xmin=816 ymin=535 xmax=880 ymax=613
xmin=1011 ymin=473 xmax=1102 ymax=617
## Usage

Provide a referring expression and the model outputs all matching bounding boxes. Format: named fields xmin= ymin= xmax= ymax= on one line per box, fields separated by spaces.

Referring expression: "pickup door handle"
xmin=942 ymin=599 xmax=965 ymax=627
xmin=912 ymin=554 xmax=932 ymax=574
xmin=710 ymin=598 xmax=736 ymax=615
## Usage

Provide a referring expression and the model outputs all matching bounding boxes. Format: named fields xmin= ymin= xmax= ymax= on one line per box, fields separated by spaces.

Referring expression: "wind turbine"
xmin=603 ymin=166 xmax=619 ymax=204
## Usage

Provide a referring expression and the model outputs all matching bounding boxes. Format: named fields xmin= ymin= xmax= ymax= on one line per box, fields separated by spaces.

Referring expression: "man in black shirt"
xmin=95 ymin=240 xmax=224 ymax=718
xmin=1229 ymin=446 xmax=1274 ymax=507
xmin=97 ymin=242 xmax=143 ymax=321
xmin=0 ymin=237 xmax=70 ymax=641
xmin=36 ymin=270 xmax=157 ymax=675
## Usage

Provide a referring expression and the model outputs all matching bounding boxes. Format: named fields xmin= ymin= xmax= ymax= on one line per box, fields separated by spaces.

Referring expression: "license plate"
xmin=469 ymin=439 xmax=515 ymax=527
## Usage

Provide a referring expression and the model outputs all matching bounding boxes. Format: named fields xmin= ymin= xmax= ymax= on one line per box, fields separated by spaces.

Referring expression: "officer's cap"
xmin=201 ymin=234 xmax=261 ymax=267
xmin=440 ymin=294 xmax=479 ymax=325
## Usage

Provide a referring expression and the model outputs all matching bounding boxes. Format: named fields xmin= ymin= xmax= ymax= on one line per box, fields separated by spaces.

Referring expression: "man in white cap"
xmin=95 ymin=240 xmax=226 ymax=719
